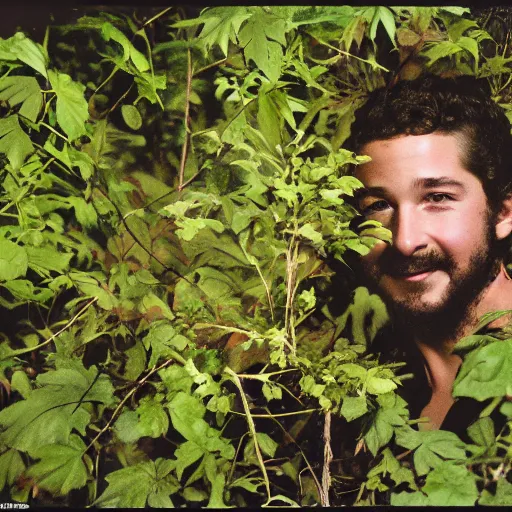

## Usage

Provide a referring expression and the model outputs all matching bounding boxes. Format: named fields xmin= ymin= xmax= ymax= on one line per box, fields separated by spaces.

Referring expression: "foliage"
xmin=0 ymin=5 xmax=511 ymax=507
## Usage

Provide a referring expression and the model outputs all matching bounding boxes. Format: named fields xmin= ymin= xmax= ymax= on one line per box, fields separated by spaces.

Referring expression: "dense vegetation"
xmin=0 ymin=5 xmax=511 ymax=507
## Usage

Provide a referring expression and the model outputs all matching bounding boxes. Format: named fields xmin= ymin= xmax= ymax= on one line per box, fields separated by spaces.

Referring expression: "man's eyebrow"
xmin=354 ymin=186 xmax=386 ymax=199
xmin=354 ymin=177 xmax=466 ymax=199
xmin=412 ymin=177 xmax=466 ymax=190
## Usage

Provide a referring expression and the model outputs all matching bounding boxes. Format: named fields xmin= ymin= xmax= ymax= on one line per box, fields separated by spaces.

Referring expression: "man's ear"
xmin=496 ymin=193 xmax=512 ymax=240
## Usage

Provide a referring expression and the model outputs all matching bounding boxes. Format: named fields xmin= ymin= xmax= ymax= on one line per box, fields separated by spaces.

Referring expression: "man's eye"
xmin=426 ymin=193 xmax=454 ymax=204
xmin=362 ymin=199 xmax=389 ymax=214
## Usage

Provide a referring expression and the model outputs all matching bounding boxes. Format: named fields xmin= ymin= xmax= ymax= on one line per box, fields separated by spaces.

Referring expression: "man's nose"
xmin=391 ymin=206 xmax=428 ymax=256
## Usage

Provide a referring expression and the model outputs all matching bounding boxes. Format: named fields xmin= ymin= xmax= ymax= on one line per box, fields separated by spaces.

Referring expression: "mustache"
xmin=379 ymin=249 xmax=453 ymax=276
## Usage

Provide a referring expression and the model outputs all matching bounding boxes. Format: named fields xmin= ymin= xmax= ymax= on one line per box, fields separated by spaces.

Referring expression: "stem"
xmin=194 ymin=58 xmax=227 ymax=76
xmin=178 ymin=48 xmax=193 ymax=195
xmin=108 ymin=83 xmax=134 ymax=114
xmin=1 ymin=298 xmax=98 ymax=360
xmin=225 ymin=367 xmax=271 ymax=501
xmin=229 ymin=408 xmax=318 ymax=418
xmin=140 ymin=7 xmax=172 ymax=29
xmin=314 ymin=36 xmax=389 ymax=72
xmin=321 ymin=412 xmax=332 ymax=507
xmin=227 ymin=431 xmax=250 ymax=486
xmin=94 ymin=65 xmax=120 ymax=96
xmin=84 ymin=354 xmax=183 ymax=453
xmin=39 ymin=122 xmax=70 ymax=143
xmin=269 ymin=412 xmax=323 ymax=502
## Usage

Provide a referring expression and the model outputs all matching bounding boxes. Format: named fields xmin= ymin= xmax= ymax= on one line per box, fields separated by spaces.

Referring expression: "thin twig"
xmin=178 ymin=48 xmax=193 ymax=195
xmin=229 ymin=408 xmax=318 ymax=418
xmin=84 ymin=352 xmax=184 ymax=453
xmin=140 ymin=7 xmax=172 ymax=29
xmin=194 ymin=58 xmax=228 ymax=76
xmin=1 ymin=298 xmax=98 ymax=360
xmin=108 ymin=83 xmax=135 ymax=115
xmin=321 ymin=412 xmax=333 ymax=507
xmin=225 ymin=367 xmax=271 ymax=502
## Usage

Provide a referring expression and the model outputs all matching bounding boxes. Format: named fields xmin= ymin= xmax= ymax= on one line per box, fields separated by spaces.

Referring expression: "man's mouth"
xmin=389 ymin=269 xmax=436 ymax=281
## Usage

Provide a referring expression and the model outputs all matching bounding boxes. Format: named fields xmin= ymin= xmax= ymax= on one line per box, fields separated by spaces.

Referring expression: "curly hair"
xmin=346 ymin=74 xmax=512 ymax=208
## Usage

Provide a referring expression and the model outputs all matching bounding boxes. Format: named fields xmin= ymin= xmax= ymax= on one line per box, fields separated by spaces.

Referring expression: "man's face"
xmin=355 ymin=133 xmax=499 ymax=328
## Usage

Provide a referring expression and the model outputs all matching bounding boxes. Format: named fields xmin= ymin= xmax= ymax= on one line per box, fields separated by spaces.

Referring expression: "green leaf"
xmin=370 ymin=7 xmax=396 ymax=47
xmin=114 ymin=396 xmax=169 ymax=444
xmin=466 ymin=417 xmax=495 ymax=449
xmin=101 ymin=22 xmax=149 ymax=73
xmin=2 ymin=33 xmax=48 ymax=78
xmin=26 ymin=435 xmax=88 ymax=496
xmin=453 ymin=340 xmax=512 ymax=401
xmin=0 ymin=76 xmax=42 ymax=122
xmin=0 ymin=114 xmax=34 ymax=170
xmin=10 ymin=371 xmax=31 ymax=399
xmin=121 ymin=104 xmax=142 ymax=130
xmin=256 ymin=432 xmax=278 ymax=458
xmin=0 ymin=449 xmax=25 ymax=491
xmin=395 ymin=426 xmax=467 ymax=476
xmin=173 ymin=7 xmax=251 ymax=57
xmin=0 ymin=361 xmax=116 ymax=456
xmin=421 ymin=461 xmax=478 ymax=506
xmin=238 ymin=12 xmax=285 ymax=82
xmin=340 ymin=395 xmax=368 ymax=422
xmin=168 ymin=393 xmax=234 ymax=457
xmin=479 ymin=478 xmax=512 ymax=505
xmin=95 ymin=458 xmax=179 ymax=508
xmin=422 ymin=41 xmax=463 ymax=66
xmin=182 ymin=486 xmax=208 ymax=502
xmin=26 ymin=245 xmax=73 ymax=276
xmin=48 ymin=69 xmax=89 ymax=140
xmin=298 ymin=223 xmax=323 ymax=245
xmin=0 ymin=240 xmax=28 ymax=281
xmin=143 ymin=321 xmax=189 ymax=368
xmin=364 ymin=393 xmax=408 ymax=456
xmin=66 ymin=196 xmax=98 ymax=229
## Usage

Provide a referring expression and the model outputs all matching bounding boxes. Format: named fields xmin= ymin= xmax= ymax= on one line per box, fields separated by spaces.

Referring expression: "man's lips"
xmin=388 ymin=269 xmax=436 ymax=281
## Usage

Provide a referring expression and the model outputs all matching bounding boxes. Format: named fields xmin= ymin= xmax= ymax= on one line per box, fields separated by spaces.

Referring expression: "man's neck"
xmin=415 ymin=266 xmax=512 ymax=390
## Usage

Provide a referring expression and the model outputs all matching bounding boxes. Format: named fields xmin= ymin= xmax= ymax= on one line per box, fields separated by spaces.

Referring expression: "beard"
xmin=360 ymin=217 xmax=502 ymax=346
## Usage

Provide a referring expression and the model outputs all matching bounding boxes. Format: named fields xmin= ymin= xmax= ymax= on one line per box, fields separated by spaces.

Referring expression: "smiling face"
xmin=355 ymin=133 xmax=502 ymax=335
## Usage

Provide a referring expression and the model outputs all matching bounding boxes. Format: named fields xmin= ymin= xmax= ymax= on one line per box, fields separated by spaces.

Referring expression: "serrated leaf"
xmin=340 ymin=395 xmax=368 ymax=421
xmin=364 ymin=393 xmax=408 ymax=456
xmin=0 ymin=76 xmax=42 ymax=122
xmin=297 ymin=224 xmax=323 ymax=245
xmin=0 ymin=361 xmax=116 ymax=456
xmin=167 ymin=392 xmax=235 ymax=464
xmin=121 ymin=104 xmax=142 ymax=130
xmin=95 ymin=458 xmax=179 ymax=508
xmin=0 ymin=114 xmax=34 ymax=170
xmin=422 ymin=41 xmax=463 ymax=66
xmin=453 ymin=340 xmax=512 ymax=401
xmin=0 ymin=239 xmax=28 ymax=281
xmin=2 ymin=33 xmax=48 ymax=78
xmin=256 ymin=432 xmax=278 ymax=458
xmin=101 ymin=22 xmax=149 ymax=73
xmin=27 ymin=435 xmax=88 ymax=496
xmin=421 ymin=461 xmax=478 ymax=506
xmin=395 ymin=426 xmax=467 ymax=476
xmin=174 ymin=7 xmax=251 ymax=57
xmin=238 ymin=13 xmax=284 ymax=82
xmin=26 ymin=245 xmax=72 ymax=276
xmin=114 ymin=397 xmax=169 ymax=444
xmin=0 ymin=449 xmax=25 ymax=491
xmin=48 ymin=70 xmax=89 ymax=141
xmin=479 ymin=478 xmax=512 ymax=505
xmin=144 ymin=321 xmax=189 ymax=368
xmin=10 ymin=371 xmax=31 ymax=399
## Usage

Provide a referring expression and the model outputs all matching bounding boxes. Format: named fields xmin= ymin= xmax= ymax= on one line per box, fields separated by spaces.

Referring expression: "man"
xmin=346 ymin=75 xmax=512 ymax=433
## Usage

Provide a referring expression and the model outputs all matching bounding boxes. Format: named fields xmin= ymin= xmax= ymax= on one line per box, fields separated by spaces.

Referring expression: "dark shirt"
xmin=371 ymin=322 xmax=508 ymax=442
